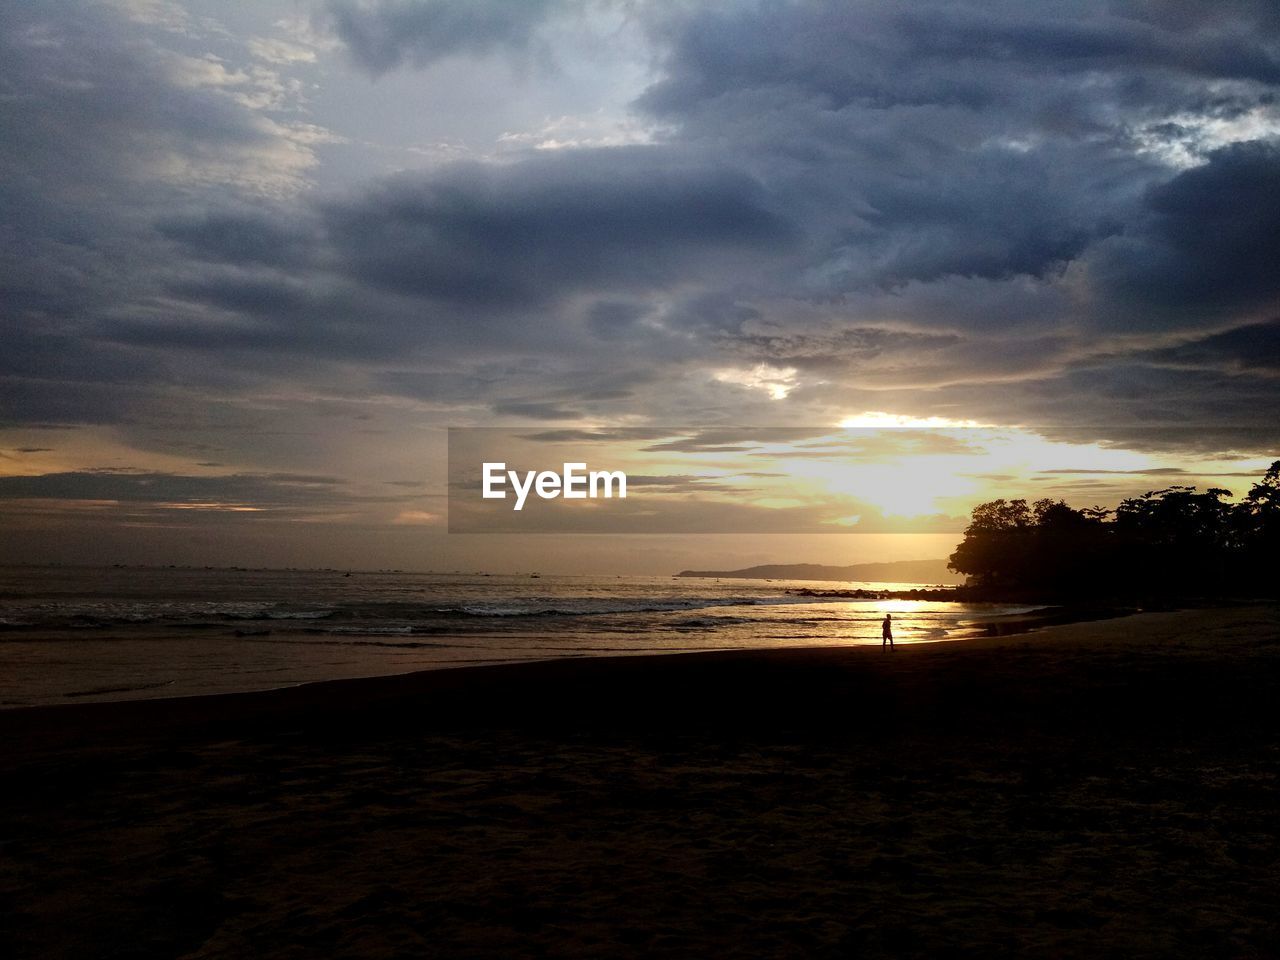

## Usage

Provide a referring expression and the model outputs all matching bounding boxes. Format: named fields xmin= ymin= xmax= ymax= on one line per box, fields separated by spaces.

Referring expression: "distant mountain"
xmin=674 ymin=559 xmax=963 ymax=585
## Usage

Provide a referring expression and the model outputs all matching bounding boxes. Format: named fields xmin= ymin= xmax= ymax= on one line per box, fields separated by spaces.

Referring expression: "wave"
xmin=667 ymin=615 xmax=758 ymax=629
xmin=0 ymin=590 xmax=1016 ymax=634
xmin=0 ymin=605 xmax=342 ymax=630
xmin=441 ymin=595 xmax=806 ymax=618
xmin=238 ymin=636 xmax=474 ymax=650
xmin=62 ymin=679 xmax=177 ymax=698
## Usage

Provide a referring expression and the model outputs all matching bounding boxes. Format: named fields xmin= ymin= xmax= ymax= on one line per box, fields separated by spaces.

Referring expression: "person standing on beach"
xmin=882 ymin=613 xmax=894 ymax=649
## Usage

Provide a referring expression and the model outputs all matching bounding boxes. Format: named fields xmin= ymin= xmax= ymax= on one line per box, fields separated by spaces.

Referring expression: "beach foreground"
xmin=3 ymin=606 xmax=1279 ymax=958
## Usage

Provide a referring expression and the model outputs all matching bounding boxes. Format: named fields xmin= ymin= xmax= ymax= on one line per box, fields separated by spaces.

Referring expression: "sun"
xmin=837 ymin=412 xmax=986 ymax=429
xmin=830 ymin=460 xmax=979 ymax=518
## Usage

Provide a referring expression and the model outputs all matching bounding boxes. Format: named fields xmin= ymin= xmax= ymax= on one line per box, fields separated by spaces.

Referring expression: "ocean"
xmin=0 ymin=565 xmax=1042 ymax=708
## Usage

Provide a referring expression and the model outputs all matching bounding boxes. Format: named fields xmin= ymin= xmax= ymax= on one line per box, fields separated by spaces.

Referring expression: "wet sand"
xmin=2 ymin=605 xmax=1279 ymax=958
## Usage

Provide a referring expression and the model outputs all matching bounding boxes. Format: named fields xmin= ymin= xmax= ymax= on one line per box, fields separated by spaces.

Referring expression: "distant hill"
xmin=675 ymin=559 xmax=963 ymax=585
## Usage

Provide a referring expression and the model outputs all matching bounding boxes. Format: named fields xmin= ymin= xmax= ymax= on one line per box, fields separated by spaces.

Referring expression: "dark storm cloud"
xmin=586 ymin=301 xmax=653 ymax=340
xmin=1141 ymin=319 xmax=1280 ymax=374
xmin=321 ymin=151 xmax=795 ymax=307
xmin=640 ymin=1 xmax=1280 ymax=119
xmin=325 ymin=0 xmax=566 ymax=75
xmin=122 ymin=272 xmax=437 ymax=364
xmin=604 ymin=0 xmax=1280 ymax=454
xmin=0 ymin=0 xmax=338 ymax=428
xmin=0 ymin=325 xmax=164 ymax=386
xmin=157 ymin=210 xmax=319 ymax=269
xmin=2 ymin=0 xmax=1280 ymax=464
xmin=1089 ymin=143 xmax=1280 ymax=323
xmin=891 ymin=6 xmax=1280 ymax=84
xmin=631 ymin=0 xmax=1280 ymax=320
xmin=889 ymin=365 xmax=1280 ymax=455
xmin=76 ymin=144 xmax=795 ymax=379
xmin=0 ymin=5 xmax=258 ymax=183
xmin=0 ymin=378 xmax=158 ymax=428
xmin=0 ymin=1 xmax=315 ymax=238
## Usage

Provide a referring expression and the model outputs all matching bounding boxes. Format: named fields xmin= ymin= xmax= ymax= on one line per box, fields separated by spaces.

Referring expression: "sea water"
xmin=0 ymin=565 xmax=1041 ymax=707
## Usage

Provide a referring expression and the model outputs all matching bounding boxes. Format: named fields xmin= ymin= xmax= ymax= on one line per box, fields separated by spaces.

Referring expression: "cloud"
xmin=0 ymin=2 xmax=321 ymax=204
xmin=641 ymin=427 xmax=836 ymax=453
xmin=1038 ymin=467 xmax=1265 ymax=477
xmin=629 ymin=0 xmax=1280 ymax=328
xmin=517 ymin=428 xmax=674 ymax=443
xmin=0 ymin=470 xmax=352 ymax=507
xmin=325 ymin=0 xmax=567 ymax=75
xmin=1087 ymin=142 xmax=1280 ymax=325
xmin=3 ymin=0 xmax=1280 ymax=540
xmin=391 ymin=508 xmax=441 ymax=524
xmin=490 ymin=400 xmax=582 ymax=420
xmin=157 ymin=209 xmax=319 ymax=268
xmin=1139 ymin=319 xmax=1280 ymax=374
xmin=0 ymin=0 xmax=350 ymax=429
xmin=321 ymin=149 xmax=795 ymax=308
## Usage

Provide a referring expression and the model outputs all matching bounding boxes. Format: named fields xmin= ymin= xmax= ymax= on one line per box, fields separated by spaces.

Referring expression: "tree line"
xmin=948 ymin=461 xmax=1280 ymax=599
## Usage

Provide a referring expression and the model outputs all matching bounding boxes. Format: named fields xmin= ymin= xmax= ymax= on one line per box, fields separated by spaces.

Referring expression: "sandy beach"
xmin=2 ymin=605 xmax=1279 ymax=958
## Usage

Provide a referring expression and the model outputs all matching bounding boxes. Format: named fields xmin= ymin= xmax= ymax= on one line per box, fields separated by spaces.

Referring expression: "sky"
xmin=1 ymin=0 xmax=1278 ymax=573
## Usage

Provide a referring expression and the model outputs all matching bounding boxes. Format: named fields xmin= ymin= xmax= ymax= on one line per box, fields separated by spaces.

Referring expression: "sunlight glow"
xmin=838 ymin=412 xmax=986 ymax=429
xmin=392 ymin=510 xmax=442 ymax=525
xmin=796 ymin=419 xmax=1184 ymax=519
xmin=713 ymin=364 xmax=799 ymax=400
xmin=798 ymin=456 xmax=982 ymax=518
xmin=162 ymin=502 xmax=264 ymax=512
xmin=1137 ymin=104 xmax=1280 ymax=169
xmin=827 ymin=515 xmax=863 ymax=527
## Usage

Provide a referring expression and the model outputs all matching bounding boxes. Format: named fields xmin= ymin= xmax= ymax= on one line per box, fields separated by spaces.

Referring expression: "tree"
xmin=1234 ymin=460 xmax=1280 ymax=588
xmin=947 ymin=462 xmax=1278 ymax=599
xmin=948 ymin=499 xmax=1034 ymax=588
xmin=1113 ymin=486 xmax=1236 ymax=591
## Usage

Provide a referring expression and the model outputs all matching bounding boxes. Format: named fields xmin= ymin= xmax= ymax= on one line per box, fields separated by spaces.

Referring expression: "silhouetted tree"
xmin=1113 ymin=486 xmax=1235 ymax=592
xmin=1235 ymin=460 xmax=1280 ymax=590
xmin=948 ymin=462 xmax=1279 ymax=599
xmin=947 ymin=499 xmax=1033 ymax=589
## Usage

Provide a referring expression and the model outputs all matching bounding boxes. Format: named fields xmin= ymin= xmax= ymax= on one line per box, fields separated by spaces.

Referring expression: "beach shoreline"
xmin=0 ymin=570 xmax=1135 ymax=710
xmin=0 ymin=599 xmax=1140 ymax=739
xmin=3 ymin=605 xmax=1278 ymax=957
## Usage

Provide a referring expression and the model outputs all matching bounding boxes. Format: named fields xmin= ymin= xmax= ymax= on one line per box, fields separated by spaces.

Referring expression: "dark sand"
xmin=3 ymin=606 xmax=1279 ymax=958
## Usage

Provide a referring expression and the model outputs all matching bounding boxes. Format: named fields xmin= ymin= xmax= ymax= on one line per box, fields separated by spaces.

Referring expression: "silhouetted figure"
xmin=882 ymin=613 xmax=894 ymax=649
